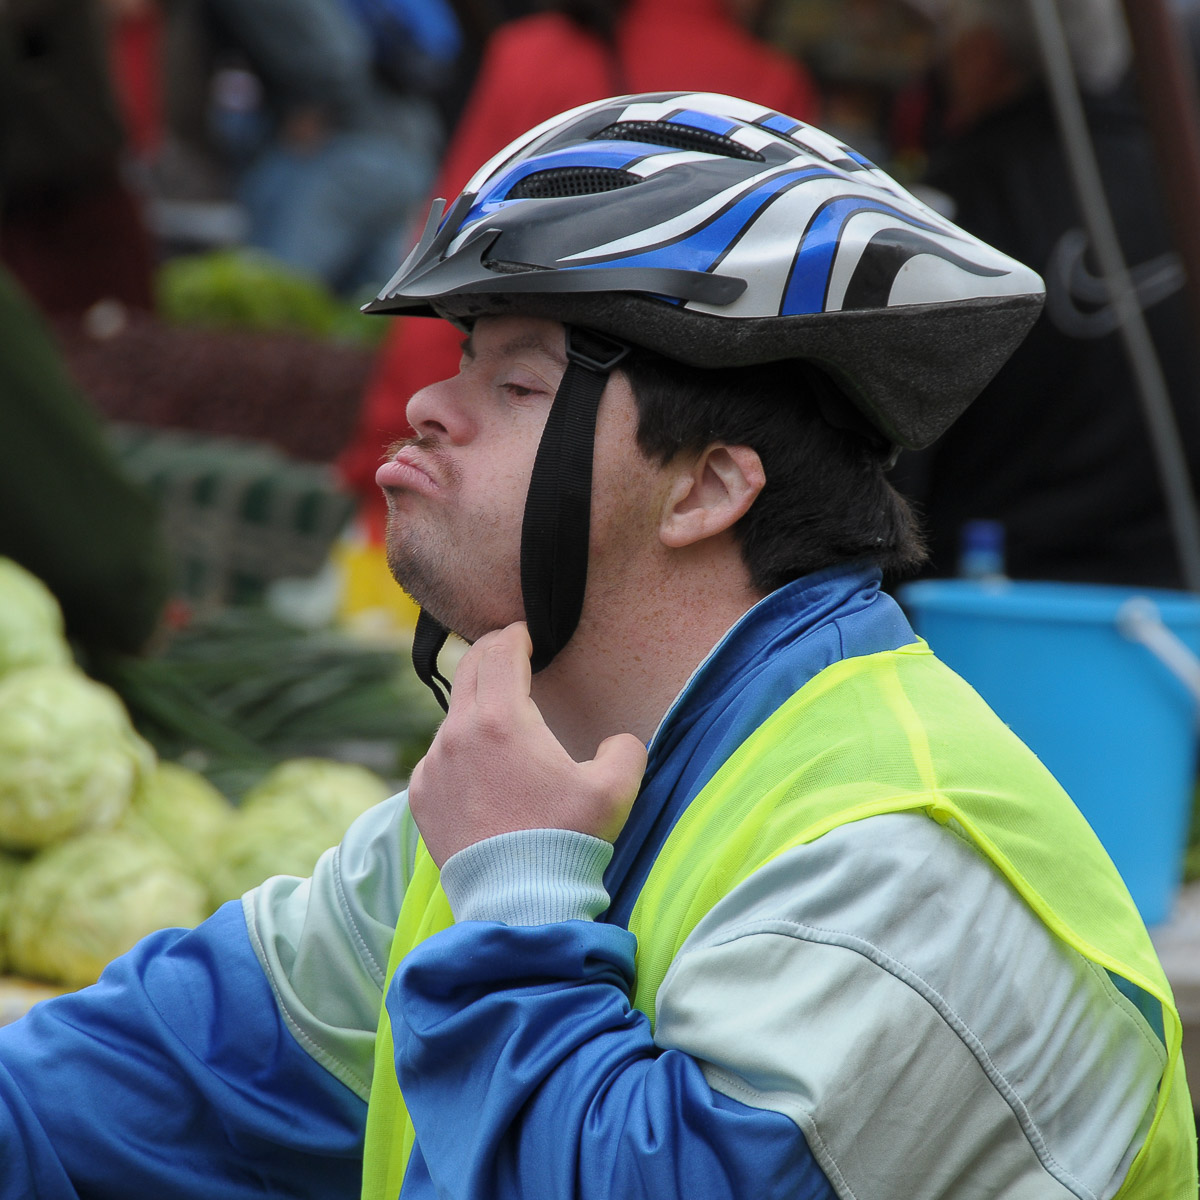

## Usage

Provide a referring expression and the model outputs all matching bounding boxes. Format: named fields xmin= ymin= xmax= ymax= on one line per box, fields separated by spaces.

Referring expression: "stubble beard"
xmin=382 ymin=436 xmax=518 ymax=644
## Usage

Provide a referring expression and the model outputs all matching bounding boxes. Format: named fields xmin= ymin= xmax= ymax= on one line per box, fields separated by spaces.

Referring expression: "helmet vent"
xmin=507 ymin=167 xmax=640 ymax=199
xmin=595 ymin=120 xmax=765 ymax=162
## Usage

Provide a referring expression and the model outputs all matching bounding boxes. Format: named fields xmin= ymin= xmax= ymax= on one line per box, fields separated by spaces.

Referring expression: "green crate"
xmin=108 ymin=424 xmax=357 ymax=613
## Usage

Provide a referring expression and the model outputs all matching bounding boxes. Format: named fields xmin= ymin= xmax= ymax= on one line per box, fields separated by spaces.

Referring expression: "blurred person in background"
xmin=890 ymin=0 xmax=1200 ymax=588
xmin=196 ymin=0 xmax=453 ymax=298
xmin=337 ymin=0 xmax=821 ymax=545
xmin=0 ymin=0 xmax=157 ymax=319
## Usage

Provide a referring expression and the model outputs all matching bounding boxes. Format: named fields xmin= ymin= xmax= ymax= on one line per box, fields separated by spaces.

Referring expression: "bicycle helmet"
xmin=364 ymin=91 xmax=1045 ymax=702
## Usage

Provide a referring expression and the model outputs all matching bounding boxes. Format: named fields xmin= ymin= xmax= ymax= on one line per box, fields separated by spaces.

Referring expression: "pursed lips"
xmin=376 ymin=444 xmax=444 ymax=496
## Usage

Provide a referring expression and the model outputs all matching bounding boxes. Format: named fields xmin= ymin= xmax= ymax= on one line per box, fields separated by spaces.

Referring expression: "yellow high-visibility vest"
xmin=362 ymin=642 xmax=1196 ymax=1199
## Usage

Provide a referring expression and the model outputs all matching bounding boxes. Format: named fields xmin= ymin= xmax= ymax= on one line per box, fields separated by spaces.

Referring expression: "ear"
xmin=659 ymin=444 xmax=765 ymax=550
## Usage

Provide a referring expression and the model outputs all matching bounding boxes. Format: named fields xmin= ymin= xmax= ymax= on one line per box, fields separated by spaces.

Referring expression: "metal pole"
xmin=1026 ymin=0 xmax=1200 ymax=592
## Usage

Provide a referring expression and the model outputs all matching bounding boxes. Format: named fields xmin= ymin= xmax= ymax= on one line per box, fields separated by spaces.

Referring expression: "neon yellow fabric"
xmin=362 ymin=641 xmax=1196 ymax=1198
xmin=361 ymin=850 xmax=451 ymax=1200
xmin=628 ymin=643 xmax=1196 ymax=1198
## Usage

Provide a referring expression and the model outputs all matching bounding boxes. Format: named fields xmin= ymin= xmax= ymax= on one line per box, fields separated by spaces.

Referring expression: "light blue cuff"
xmin=440 ymin=829 xmax=614 ymax=926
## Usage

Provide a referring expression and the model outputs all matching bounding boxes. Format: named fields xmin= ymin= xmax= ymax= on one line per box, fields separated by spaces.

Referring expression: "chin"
xmin=385 ymin=522 xmax=523 ymax=639
xmin=385 ymin=553 xmax=513 ymax=643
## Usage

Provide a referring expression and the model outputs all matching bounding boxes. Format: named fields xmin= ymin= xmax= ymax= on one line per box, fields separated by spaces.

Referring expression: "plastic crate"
xmin=109 ymin=423 xmax=357 ymax=613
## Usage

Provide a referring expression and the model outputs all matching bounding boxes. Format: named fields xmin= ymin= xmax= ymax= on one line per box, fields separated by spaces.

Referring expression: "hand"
xmin=407 ymin=623 xmax=647 ymax=868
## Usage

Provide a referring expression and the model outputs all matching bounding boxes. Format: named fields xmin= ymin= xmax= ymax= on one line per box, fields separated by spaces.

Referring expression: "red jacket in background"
xmin=339 ymin=0 xmax=820 ymax=538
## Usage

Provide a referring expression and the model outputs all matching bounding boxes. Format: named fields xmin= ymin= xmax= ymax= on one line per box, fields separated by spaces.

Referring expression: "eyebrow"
xmin=459 ymin=331 xmax=567 ymax=367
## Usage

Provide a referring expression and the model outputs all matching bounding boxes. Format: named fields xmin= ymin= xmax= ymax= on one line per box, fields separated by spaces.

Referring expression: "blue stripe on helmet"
xmin=759 ymin=113 xmax=804 ymax=136
xmin=561 ymin=165 xmax=834 ymax=279
xmin=840 ymin=147 xmax=879 ymax=170
xmin=783 ymin=197 xmax=945 ymax=315
xmin=665 ymin=108 xmax=741 ymax=137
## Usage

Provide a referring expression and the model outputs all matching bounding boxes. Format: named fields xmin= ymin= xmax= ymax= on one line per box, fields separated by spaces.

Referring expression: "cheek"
xmin=590 ymin=458 xmax=666 ymax=557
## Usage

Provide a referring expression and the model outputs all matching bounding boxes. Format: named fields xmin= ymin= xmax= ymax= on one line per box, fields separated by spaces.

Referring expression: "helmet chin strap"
xmin=411 ymin=608 xmax=454 ymax=713
xmin=410 ymin=325 xmax=630 ymax=712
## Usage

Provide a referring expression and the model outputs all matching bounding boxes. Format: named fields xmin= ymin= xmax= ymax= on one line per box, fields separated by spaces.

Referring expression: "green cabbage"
xmin=0 ymin=558 xmax=72 ymax=678
xmin=239 ymin=757 xmax=390 ymax=830
xmin=155 ymin=248 xmax=385 ymax=344
xmin=0 ymin=665 xmax=155 ymax=851
xmin=123 ymin=761 xmax=234 ymax=888
xmin=0 ymin=849 xmax=27 ymax=974
xmin=7 ymin=829 xmax=207 ymax=987
xmin=207 ymin=804 xmax=346 ymax=908
xmin=207 ymin=757 xmax=391 ymax=906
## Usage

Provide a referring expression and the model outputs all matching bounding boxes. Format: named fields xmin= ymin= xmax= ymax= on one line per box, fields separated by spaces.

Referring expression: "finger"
xmin=474 ymin=623 xmax=534 ymax=709
xmin=588 ymin=733 xmax=648 ymax=800
xmin=509 ymin=621 xmax=533 ymax=658
xmin=582 ymin=733 xmax=647 ymax=841
xmin=447 ymin=634 xmax=483 ymax=711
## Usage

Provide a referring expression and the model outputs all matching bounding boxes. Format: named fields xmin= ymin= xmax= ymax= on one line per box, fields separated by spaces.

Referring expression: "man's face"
xmin=376 ymin=316 xmax=661 ymax=645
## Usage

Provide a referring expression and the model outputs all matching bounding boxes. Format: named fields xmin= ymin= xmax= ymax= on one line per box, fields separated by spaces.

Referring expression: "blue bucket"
xmin=900 ymin=579 xmax=1200 ymax=927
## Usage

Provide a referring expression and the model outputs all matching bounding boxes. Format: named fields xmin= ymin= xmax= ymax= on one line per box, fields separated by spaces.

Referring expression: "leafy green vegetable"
xmin=207 ymin=804 xmax=341 ymax=908
xmin=96 ymin=607 xmax=440 ymax=796
xmin=0 ymin=849 xmax=27 ymax=974
xmin=240 ymin=757 xmax=390 ymax=827
xmin=206 ymin=757 xmax=391 ymax=907
xmin=7 ymin=830 xmax=207 ymax=987
xmin=0 ymin=666 xmax=155 ymax=851
xmin=0 ymin=558 xmax=72 ymax=678
xmin=122 ymin=761 xmax=235 ymax=888
xmin=155 ymin=248 xmax=386 ymax=346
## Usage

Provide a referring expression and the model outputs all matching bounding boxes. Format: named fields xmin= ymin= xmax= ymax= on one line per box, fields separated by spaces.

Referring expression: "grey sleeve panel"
xmin=440 ymin=829 xmax=613 ymax=925
xmin=653 ymin=812 xmax=1161 ymax=1200
xmin=242 ymin=791 xmax=418 ymax=1101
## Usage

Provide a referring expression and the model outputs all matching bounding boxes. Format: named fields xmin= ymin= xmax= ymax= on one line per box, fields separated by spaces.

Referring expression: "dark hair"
xmin=622 ymin=348 xmax=928 ymax=591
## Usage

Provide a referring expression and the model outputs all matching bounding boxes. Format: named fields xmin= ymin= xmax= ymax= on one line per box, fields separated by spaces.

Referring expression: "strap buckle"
xmin=565 ymin=326 xmax=631 ymax=374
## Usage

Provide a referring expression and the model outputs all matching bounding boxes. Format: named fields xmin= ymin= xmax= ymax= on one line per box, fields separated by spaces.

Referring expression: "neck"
xmin=530 ymin=551 xmax=763 ymax=761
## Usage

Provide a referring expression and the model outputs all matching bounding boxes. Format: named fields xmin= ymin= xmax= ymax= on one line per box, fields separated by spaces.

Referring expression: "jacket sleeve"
xmin=386 ymin=830 xmax=835 ymax=1200
xmin=389 ymin=811 xmax=1166 ymax=1200
xmin=0 ymin=903 xmax=366 ymax=1199
xmin=0 ymin=791 xmax=417 ymax=1199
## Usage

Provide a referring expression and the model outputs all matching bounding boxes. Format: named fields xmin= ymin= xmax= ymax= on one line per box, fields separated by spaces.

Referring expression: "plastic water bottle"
xmin=958 ymin=519 xmax=1007 ymax=585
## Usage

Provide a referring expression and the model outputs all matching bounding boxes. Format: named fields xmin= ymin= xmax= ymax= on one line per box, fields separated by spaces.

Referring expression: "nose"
xmin=405 ymin=374 xmax=475 ymax=444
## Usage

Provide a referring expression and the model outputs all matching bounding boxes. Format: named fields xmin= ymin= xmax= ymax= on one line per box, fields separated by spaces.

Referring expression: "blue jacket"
xmin=0 ymin=565 xmax=1168 ymax=1197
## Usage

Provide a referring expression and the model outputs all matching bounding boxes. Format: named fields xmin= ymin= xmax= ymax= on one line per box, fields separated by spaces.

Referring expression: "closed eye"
xmin=501 ymin=382 xmax=538 ymax=399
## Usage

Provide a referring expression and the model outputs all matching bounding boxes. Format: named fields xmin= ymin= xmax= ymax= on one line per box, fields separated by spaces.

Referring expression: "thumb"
xmin=584 ymin=733 xmax=648 ymax=841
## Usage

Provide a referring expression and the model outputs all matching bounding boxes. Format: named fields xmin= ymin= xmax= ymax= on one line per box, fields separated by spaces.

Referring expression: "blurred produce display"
xmin=208 ymin=759 xmax=391 ymax=907
xmin=6 ymin=830 xmax=209 ymax=989
xmin=0 ymin=559 xmax=73 ymax=678
xmin=94 ymin=605 xmax=441 ymax=795
xmin=0 ymin=852 xmax=24 ymax=975
xmin=155 ymin=248 xmax=386 ymax=347
xmin=0 ymin=558 xmax=439 ymax=991
xmin=52 ymin=247 xmax=392 ymax=471
xmin=122 ymin=761 xmax=237 ymax=884
xmin=107 ymin=424 xmax=357 ymax=614
xmin=55 ymin=309 xmax=373 ymax=465
xmin=0 ymin=665 xmax=154 ymax=852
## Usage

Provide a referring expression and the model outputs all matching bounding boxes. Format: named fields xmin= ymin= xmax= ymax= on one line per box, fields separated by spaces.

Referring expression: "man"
xmin=0 ymin=92 xmax=1193 ymax=1199
xmin=336 ymin=0 xmax=819 ymax=544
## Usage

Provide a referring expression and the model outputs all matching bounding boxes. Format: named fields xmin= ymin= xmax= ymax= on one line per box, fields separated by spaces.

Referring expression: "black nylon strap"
xmin=409 ymin=325 xmax=629 ymax=706
xmin=521 ymin=326 xmax=630 ymax=673
xmin=411 ymin=608 xmax=453 ymax=712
